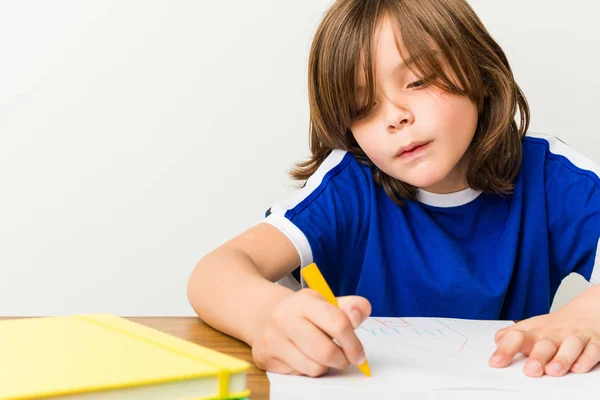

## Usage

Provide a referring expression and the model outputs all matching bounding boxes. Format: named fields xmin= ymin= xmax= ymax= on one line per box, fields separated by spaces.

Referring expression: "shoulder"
xmin=522 ymin=132 xmax=600 ymax=184
xmin=523 ymin=132 xmax=600 ymax=176
xmin=269 ymin=150 xmax=374 ymax=219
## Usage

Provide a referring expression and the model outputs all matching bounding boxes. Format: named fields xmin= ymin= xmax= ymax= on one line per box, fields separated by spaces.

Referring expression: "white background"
xmin=0 ymin=0 xmax=597 ymax=316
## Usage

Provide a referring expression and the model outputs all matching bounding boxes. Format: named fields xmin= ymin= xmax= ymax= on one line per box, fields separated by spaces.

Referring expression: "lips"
xmin=396 ymin=140 xmax=432 ymax=157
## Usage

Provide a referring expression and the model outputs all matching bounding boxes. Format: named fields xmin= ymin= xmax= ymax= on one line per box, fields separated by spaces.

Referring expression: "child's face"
xmin=350 ymin=18 xmax=478 ymax=194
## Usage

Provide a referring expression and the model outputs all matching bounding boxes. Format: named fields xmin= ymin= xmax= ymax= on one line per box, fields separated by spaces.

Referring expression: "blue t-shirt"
xmin=264 ymin=133 xmax=600 ymax=320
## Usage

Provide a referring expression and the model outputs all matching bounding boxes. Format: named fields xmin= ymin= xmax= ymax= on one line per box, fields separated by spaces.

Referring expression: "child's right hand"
xmin=251 ymin=288 xmax=371 ymax=377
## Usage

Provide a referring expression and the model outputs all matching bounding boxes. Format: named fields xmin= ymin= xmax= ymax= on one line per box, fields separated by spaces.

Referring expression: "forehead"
xmin=355 ymin=17 xmax=438 ymax=86
xmin=355 ymin=18 xmax=405 ymax=81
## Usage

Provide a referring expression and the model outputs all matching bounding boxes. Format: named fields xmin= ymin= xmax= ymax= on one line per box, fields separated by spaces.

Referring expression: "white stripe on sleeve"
xmin=592 ymin=239 xmax=600 ymax=284
xmin=269 ymin=149 xmax=348 ymax=216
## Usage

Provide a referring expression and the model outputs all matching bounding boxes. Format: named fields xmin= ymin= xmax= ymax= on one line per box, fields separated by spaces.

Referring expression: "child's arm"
xmin=187 ymin=222 xmax=300 ymax=345
xmin=187 ymin=222 xmax=371 ymax=376
xmin=490 ymin=134 xmax=600 ymax=376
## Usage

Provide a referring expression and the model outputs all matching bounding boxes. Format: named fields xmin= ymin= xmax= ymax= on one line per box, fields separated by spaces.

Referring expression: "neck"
xmin=422 ymin=152 xmax=471 ymax=194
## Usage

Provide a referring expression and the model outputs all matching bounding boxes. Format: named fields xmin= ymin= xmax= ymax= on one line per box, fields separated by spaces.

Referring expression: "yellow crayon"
xmin=301 ymin=263 xmax=371 ymax=377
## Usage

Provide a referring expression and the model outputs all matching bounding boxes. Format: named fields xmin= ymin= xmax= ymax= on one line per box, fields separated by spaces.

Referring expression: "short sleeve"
xmin=262 ymin=150 xmax=371 ymax=290
xmin=542 ymin=135 xmax=600 ymax=285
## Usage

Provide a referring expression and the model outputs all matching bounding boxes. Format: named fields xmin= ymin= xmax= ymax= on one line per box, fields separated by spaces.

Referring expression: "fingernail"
xmin=525 ymin=360 xmax=542 ymax=376
xmin=489 ymin=355 xmax=503 ymax=366
xmin=572 ymin=362 xmax=583 ymax=372
xmin=350 ymin=309 xmax=362 ymax=328
xmin=547 ymin=362 xmax=562 ymax=374
xmin=355 ymin=352 xmax=365 ymax=366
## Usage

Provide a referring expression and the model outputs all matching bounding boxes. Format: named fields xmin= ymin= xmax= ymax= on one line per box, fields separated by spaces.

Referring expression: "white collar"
xmin=416 ymin=187 xmax=482 ymax=208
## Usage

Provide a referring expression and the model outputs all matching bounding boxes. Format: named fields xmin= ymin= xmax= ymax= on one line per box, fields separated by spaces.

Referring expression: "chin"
xmin=398 ymin=169 xmax=448 ymax=190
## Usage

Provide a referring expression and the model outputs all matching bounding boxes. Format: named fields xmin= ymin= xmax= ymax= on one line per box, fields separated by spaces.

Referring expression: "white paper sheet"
xmin=268 ymin=317 xmax=600 ymax=398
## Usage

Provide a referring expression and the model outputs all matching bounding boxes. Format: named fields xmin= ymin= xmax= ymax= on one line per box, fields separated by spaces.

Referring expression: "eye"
xmin=353 ymin=107 xmax=368 ymax=119
xmin=353 ymin=101 xmax=378 ymax=120
xmin=406 ymin=74 xmax=436 ymax=89
xmin=407 ymin=80 xmax=425 ymax=89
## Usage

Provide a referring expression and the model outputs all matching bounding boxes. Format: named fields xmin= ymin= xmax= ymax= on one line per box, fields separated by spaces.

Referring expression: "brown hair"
xmin=291 ymin=0 xmax=529 ymax=205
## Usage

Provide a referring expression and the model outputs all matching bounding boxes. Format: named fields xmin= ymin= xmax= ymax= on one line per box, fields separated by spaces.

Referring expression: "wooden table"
xmin=0 ymin=317 xmax=269 ymax=400
xmin=131 ymin=317 xmax=269 ymax=399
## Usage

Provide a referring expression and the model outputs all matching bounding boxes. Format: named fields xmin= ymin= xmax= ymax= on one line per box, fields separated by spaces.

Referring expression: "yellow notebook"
xmin=0 ymin=314 xmax=250 ymax=400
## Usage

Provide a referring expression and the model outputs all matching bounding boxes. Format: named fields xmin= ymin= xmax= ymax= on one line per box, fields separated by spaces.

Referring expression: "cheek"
xmin=350 ymin=122 xmax=369 ymax=148
xmin=352 ymin=124 xmax=375 ymax=147
xmin=350 ymin=124 xmax=384 ymax=160
xmin=427 ymin=92 xmax=478 ymax=134
xmin=422 ymin=90 xmax=453 ymax=118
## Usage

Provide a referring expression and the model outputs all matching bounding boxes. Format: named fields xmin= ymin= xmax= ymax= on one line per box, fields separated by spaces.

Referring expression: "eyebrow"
xmin=394 ymin=55 xmax=418 ymax=73
xmin=355 ymin=56 xmax=416 ymax=92
xmin=355 ymin=50 xmax=440 ymax=91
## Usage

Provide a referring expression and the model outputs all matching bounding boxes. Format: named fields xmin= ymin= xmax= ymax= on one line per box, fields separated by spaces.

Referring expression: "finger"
xmin=337 ymin=296 xmax=372 ymax=328
xmin=544 ymin=335 xmax=588 ymax=376
xmin=277 ymin=339 xmax=329 ymax=377
xmin=494 ymin=327 xmax=510 ymax=344
xmin=303 ymin=301 xmax=366 ymax=366
xmin=490 ymin=330 xmax=529 ymax=368
xmin=494 ymin=317 xmax=540 ymax=344
xmin=290 ymin=370 xmax=306 ymax=376
xmin=523 ymin=338 xmax=560 ymax=377
xmin=571 ymin=339 xmax=600 ymax=374
xmin=285 ymin=318 xmax=350 ymax=370
xmin=252 ymin=342 xmax=296 ymax=374
xmin=266 ymin=357 xmax=295 ymax=374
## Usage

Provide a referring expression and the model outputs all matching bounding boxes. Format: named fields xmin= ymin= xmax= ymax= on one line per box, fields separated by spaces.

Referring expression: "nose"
xmin=383 ymin=96 xmax=414 ymax=132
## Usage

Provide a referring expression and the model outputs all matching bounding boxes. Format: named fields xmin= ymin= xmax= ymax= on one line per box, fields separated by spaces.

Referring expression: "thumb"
xmin=337 ymin=296 xmax=372 ymax=329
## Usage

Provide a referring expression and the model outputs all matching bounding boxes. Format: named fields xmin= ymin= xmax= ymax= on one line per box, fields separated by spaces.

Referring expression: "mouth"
xmin=396 ymin=140 xmax=433 ymax=158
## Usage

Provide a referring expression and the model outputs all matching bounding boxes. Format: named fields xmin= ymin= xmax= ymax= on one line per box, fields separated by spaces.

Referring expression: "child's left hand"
xmin=489 ymin=284 xmax=600 ymax=377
